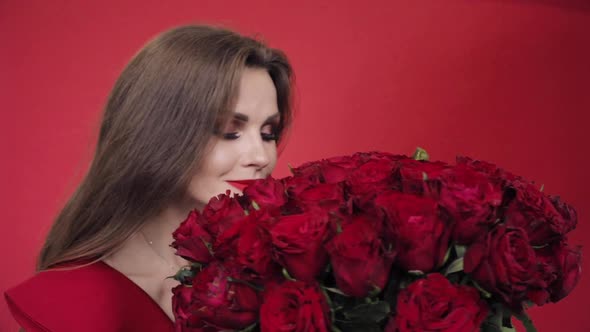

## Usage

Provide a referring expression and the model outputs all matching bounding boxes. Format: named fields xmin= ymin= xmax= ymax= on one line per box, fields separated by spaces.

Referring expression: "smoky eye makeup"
xmin=261 ymin=124 xmax=279 ymax=141
xmin=214 ymin=113 xmax=281 ymax=141
xmin=220 ymin=119 xmax=242 ymax=139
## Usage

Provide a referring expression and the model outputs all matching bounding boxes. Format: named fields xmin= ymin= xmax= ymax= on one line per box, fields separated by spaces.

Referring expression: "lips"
xmin=226 ymin=179 xmax=257 ymax=191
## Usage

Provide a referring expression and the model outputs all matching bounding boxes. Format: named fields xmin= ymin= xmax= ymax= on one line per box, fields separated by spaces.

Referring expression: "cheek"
xmin=201 ymin=141 xmax=240 ymax=176
xmin=208 ymin=151 xmax=237 ymax=175
xmin=268 ymin=145 xmax=278 ymax=170
xmin=187 ymin=143 xmax=237 ymax=195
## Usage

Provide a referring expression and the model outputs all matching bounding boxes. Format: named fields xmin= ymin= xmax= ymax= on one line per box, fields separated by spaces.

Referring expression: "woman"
xmin=4 ymin=24 xmax=294 ymax=331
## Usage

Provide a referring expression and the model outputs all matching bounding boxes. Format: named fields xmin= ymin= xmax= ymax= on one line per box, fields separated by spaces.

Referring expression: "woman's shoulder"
xmin=4 ymin=261 xmax=174 ymax=332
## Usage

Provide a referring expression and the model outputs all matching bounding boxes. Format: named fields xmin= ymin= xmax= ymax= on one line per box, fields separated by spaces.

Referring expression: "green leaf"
xmin=501 ymin=306 xmax=514 ymax=329
xmin=322 ymin=286 xmax=350 ymax=297
xmin=200 ymin=237 xmax=215 ymax=256
xmin=501 ymin=327 xmax=516 ymax=332
xmin=320 ymin=287 xmax=337 ymax=324
xmin=407 ymin=270 xmax=425 ymax=276
xmin=481 ymin=321 xmax=502 ymax=332
xmin=330 ymin=325 xmax=343 ymax=332
xmin=341 ymin=301 xmax=390 ymax=323
xmin=422 ymin=172 xmax=428 ymax=181
xmin=444 ymin=257 xmax=464 ymax=275
xmin=481 ymin=303 xmax=503 ymax=332
xmin=336 ymin=220 xmax=343 ymax=234
xmin=442 ymin=246 xmax=452 ymax=265
xmin=454 ymin=244 xmax=467 ymax=258
xmin=334 ymin=322 xmax=381 ymax=332
xmin=412 ymin=147 xmax=430 ymax=161
xmin=282 ymin=268 xmax=296 ymax=281
xmin=399 ymin=279 xmax=410 ymax=289
xmin=227 ymin=277 xmax=264 ymax=292
xmin=522 ymin=300 xmax=535 ymax=310
xmin=237 ymin=322 xmax=258 ymax=332
xmin=251 ymin=201 xmax=260 ymax=210
xmin=473 ymin=281 xmax=492 ymax=298
xmin=459 ymin=274 xmax=471 ymax=285
xmin=513 ymin=311 xmax=538 ymax=332
xmin=367 ymin=285 xmax=382 ymax=298
xmin=168 ymin=267 xmax=195 ymax=284
xmin=382 ymin=270 xmax=400 ymax=309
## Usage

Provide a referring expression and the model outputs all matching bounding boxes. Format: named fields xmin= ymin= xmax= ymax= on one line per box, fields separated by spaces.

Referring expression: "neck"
xmin=140 ymin=199 xmax=200 ymax=266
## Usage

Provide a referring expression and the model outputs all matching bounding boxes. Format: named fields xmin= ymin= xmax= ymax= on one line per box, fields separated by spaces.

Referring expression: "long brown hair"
xmin=38 ymin=25 xmax=294 ymax=271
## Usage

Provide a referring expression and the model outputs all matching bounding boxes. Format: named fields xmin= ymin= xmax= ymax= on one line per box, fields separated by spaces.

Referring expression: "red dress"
xmin=4 ymin=261 xmax=175 ymax=332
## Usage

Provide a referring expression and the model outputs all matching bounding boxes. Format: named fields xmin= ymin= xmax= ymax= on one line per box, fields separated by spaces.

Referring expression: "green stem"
xmin=513 ymin=312 xmax=537 ymax=332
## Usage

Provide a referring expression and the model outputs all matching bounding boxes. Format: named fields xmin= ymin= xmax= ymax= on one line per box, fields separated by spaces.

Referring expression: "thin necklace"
xmin=139 ymin=230 xmax=177 ymax=271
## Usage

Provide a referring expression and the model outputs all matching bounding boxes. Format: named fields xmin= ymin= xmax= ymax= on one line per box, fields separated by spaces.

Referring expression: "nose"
xmin=242 ymin=132 xmax=271 ymax=171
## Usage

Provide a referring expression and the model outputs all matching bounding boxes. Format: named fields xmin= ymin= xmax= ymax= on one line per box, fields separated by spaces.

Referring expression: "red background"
xmin=1 ymin=1 xmax=589 ymax=331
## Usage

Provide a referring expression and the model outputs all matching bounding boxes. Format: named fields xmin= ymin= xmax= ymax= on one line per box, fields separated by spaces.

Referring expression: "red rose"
xmin=294 ymin=183 xmax=345 ymax=213
xmin=280 ymin=174 xmax=318 ymax=216
xmin=212 ymin=207 xmax=272 ymax=263
xmin=347 ymin=159 xmax=395 ymax=195
xmin=386 ymin=273 xmax=488 ymax=332
xmin=290 ymin=161 xmax=324 ymax=183
xmin=547 ymin=242 xmax=582 ymax=302
xmin=234 ymin=210 xmax=281 ymax=278
xmin=325 ymin=215 xmax=396 ymax=297
xmin=292 ymin=153 xmax=396 ymax=185
xmin=319 ymin=155 xmax=360 ymax=183
xmin=282 ymin=173 xmax=323 ymax=197
xmin=202 ymin=191 xmax=248 ymax=238
xmin=315 ymin=151 xmax=406 ymax=184
xmin=346 ymin=159 xmax=397 ymax=211
xmin=394 ymin=159 xmax=450 ymax=195
xmin=437 ymin=165 xmax=503 ymax=245
xmin=375 ymin=191 xmax=451 ymax=272
xmin=529 ymin=241 xmax=582 ymax=304
xmin=505 ymin=182 xmax=576 ymax=245
xmin=171 ymin=210 xmax=213 ymax=263
xmin=260 ymin=281 xmax=331 ymax=332
xmin=269 ymin=211 xmax=334 ymax=281
xmin=172 ymin=285 xmax=203 ymax=332
xmin=549 ymin=195 xmax=578 ymax=235
xmin=464 ymin=225 xmax=537 ymax=307
xmin=352 ymin=151 xmax=407 ymax=165
xmin=181 ymin=261 xmax=261 ymax=330
xmin=243 ymin=177 xmax=287 ymax=212
xmin=456 ymin=155 xmax=521 ymax=184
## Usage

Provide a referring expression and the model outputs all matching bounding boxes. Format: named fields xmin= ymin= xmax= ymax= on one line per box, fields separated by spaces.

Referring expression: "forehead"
xmin=232 ymin=67 xmax=279 ymax=120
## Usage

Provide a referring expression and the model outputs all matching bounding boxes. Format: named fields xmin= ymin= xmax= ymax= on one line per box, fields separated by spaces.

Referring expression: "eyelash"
xmin=222 ymin=132 xmax=279 ymax=141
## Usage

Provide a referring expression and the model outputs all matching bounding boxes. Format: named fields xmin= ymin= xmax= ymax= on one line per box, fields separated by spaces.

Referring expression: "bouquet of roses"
xmin=170 ymin=148 xmax=581 ymax=332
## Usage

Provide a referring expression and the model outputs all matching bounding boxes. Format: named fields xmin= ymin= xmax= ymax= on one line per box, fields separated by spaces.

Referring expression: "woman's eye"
xmin=223 ymin=132 xmax=240 ymax=140
xmin=261 ymin=132 xmax=278 ymax=141
xmin=261 ymin=124 xmax=279 ymax=142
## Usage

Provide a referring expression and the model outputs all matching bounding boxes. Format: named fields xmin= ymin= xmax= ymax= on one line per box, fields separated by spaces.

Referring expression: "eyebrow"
xmin=232 ymin=112 xmax=281 ymax=123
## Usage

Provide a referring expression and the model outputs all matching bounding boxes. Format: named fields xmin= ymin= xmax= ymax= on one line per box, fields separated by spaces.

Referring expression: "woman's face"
xmin=187 ymin=67 xmax=280 ymax=209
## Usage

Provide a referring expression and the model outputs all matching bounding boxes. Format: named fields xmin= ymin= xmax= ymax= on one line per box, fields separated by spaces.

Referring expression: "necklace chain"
xmin=139 ymin=230 xmax=177 ymax=270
